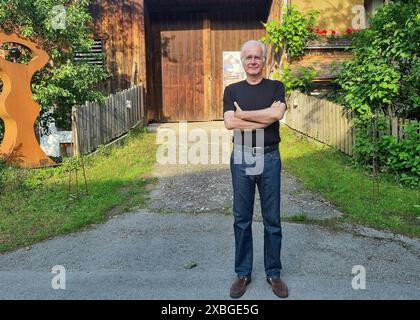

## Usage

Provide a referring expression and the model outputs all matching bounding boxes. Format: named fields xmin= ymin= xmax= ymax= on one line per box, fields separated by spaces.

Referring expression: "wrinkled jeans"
xmin=230 ymin=146 xmax=282 ymax=278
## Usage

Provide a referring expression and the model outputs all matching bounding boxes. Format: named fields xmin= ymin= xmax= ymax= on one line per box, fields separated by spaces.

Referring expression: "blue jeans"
xmin=230 ymin=146 xmax=283 ymax=278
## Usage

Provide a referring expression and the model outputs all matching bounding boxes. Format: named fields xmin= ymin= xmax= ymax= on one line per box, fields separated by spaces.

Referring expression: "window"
xmin=74 ymin=39 xmax=104 ymax=66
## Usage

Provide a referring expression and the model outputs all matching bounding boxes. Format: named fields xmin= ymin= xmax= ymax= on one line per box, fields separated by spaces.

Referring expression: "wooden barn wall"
xmin=265 ymin=0 xmax=284 ymax=78
xmin=146 ymin=3 xmax=271 ymax=122
xmin=144 ymin=1 xmax=158 ymax=121
xmin=89 ymin=0 xmax=147 ymax=94
xmin=91 ymin=0 xmax=273 ymax=122
xmin=267 ymin=0 xmax=283 ymax=22
xmin=159 ymin=12 xmax=206 ymax=122
xmin=210 ymin=11 xmax=268 ymax=120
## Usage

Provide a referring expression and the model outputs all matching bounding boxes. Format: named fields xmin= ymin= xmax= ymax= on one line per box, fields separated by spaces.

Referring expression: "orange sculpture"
xmin=0 ymin=32 xmax=55 ymax=168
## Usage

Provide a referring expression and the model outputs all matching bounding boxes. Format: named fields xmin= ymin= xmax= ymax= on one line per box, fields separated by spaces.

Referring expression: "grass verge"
xmin=280 ymin=125 xmax=420 ymax=237
xmin=0 ymin=127 xmax=157 ymax=254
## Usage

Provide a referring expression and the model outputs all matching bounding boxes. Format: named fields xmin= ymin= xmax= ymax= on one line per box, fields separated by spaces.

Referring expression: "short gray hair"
xmin=241 ymin=40 xmax=266 ymax=62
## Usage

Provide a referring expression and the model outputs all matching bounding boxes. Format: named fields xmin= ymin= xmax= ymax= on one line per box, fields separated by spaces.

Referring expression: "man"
xmin=223 ymin=40 xmax=288 ymax=299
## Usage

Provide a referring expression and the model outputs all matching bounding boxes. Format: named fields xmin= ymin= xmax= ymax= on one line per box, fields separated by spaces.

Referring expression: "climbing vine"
xmin=261 ymin=6 xmax=319 ymax=92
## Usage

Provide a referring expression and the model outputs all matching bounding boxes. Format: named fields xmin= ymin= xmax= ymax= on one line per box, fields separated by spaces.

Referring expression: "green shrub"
xmin=379 ymin=122 xmax=419 ymax=188
xmin=262 ymin=6 xmax=319 ymax=58
xmin=352 ymin=116 xmax=419 ymax=188
xmin=336 ymin=0 xmax=419 ymax=187
xmin=276 ymin=64 xmax=318 ymax=94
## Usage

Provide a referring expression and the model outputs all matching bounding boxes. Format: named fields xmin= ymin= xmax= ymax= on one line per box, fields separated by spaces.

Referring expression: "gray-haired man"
xmin=223 ymin=40 xmax=288 ymax=299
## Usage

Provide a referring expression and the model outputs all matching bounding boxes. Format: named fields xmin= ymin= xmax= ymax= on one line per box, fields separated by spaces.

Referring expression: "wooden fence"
xmin=285 ymin=91 xmax=418 ymax=156
xmin=72 ymin=84 xmax=145 ymax=156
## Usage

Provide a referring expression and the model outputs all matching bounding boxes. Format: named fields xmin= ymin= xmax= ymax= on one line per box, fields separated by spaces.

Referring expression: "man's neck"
xmin=246 ymin=75 xmax=264 ymax=85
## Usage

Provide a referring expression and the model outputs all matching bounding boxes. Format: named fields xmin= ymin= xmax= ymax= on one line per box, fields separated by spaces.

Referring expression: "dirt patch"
xmin=147 ymin=122 xmax=344 ymax=221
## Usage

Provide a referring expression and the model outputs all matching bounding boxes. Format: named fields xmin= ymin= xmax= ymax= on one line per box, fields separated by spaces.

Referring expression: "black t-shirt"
xmin=223 ymin=78 xmax=286 ymax=147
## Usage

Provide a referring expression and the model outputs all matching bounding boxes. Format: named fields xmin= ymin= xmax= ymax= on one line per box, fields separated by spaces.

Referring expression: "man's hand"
xmin=271 ymin=100 xmax=282 ymax=109
xmin=234 ymin=102 xmax=244 ymax=120
xmin=270 ymin=100 xmax=286 ymax=119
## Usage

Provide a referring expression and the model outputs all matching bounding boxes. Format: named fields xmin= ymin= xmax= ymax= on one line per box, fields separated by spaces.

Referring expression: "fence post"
xmin=71 ymin=106 xmax=79 ymax=157
xmin=140 ymin=83 xmax=145 ymax=125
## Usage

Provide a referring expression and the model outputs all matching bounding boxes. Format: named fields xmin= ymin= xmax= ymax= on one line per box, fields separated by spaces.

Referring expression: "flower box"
xmin=306 ymin=38 xmax=352 ymax=50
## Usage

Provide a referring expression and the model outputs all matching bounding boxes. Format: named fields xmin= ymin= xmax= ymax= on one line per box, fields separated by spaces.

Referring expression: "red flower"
xmin=331 ymin=30 xmax=336 ymax=35
xmin=321 ymin=29 xmax=328 ymax=36
xmin=346 ymin=28 xmax=353 ymax=33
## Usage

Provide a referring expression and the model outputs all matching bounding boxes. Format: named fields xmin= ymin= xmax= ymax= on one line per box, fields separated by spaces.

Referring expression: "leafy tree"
xmin=336 ymin=0 xmax=419 ymax=187
xmin=336 ymin=0 xmax=420 ymax=123
xmin=0 ymin=0 xmax=108 ymax=135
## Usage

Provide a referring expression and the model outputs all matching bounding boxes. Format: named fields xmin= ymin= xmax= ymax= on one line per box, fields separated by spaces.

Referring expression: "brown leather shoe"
xmin=229 ymin=276 xmax=251 ymax=298
xmin=267 ymin=276 xmax=289 ymax=298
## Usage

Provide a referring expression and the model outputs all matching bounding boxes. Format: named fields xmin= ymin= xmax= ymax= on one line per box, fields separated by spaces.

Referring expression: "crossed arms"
xmin=224 ymin=101 xmax=287 ymax=130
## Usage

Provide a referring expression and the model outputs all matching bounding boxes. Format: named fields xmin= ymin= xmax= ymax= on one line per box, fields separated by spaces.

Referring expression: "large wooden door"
xmin=151 ymin=7 xmax=268 ymax=121
xmin=160 ymin=12 xmax=208 ymax=121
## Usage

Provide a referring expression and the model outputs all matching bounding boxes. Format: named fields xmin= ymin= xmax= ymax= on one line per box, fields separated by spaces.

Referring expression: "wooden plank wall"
xmin=71 ymin=85 xmax=145 ymax=156
xmin=210 ymin=10 xmax=267 ymax=120
xmin=144 ymin=1 xmax=158 ymax=121
xmin=267 ymin=0 xmax=282 ymax=22
xmin=265 ymin=0 xmax=283 ymax=78
xmin=159 ymin=12 xmax=206 ymax=121
xmin=147 ymin=4 xmax=269 ymax=121
xmin=89 ymin=0 xmax=147 ymax=94
xmin=91 ymin=0 xmax=272 ymax=122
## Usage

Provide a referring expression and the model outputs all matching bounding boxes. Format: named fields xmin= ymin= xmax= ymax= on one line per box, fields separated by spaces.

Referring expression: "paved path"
xmin=0 ymin=122 xmax=418 ymax=299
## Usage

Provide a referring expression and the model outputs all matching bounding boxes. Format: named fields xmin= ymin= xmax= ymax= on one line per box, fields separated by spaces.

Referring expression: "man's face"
xmin=242 ymin=44 xmax=264 ymax=77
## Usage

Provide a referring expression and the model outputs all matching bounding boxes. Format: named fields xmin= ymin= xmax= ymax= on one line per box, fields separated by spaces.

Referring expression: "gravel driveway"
xmin=0 ymin=122 xmax=418 ymax=299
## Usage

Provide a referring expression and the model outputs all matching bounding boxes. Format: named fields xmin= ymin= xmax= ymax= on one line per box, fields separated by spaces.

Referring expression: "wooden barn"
xmin=89 ymin=0 xmax=383 ymax=122
xmin=89 ymin=0 xmax=282 ymax=122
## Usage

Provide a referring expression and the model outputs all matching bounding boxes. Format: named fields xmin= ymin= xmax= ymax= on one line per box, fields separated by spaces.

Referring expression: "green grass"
xmin=286 ymin=213 xmax=308 ymax=222
xmin=280 ymin=125 xmax=420 ymax=237
xmin=1 ymin=123 xmax=418 ymax=254
xmin=0 ymin=127 xmax=157 ymax=253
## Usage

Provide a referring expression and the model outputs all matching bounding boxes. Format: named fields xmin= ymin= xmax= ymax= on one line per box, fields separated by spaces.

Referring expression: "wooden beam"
xmin=265 ymin=0 xmax=283 ymax=78
xmin=203 ymin=15 xmax=211 ymax=120
xmin=147 ymin=4 xmax=269 ymax=14
xmin=267 ymin=0 xmax=282 ymax=22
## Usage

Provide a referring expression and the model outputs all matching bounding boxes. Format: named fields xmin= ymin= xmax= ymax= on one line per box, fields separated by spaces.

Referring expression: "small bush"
xmin=352 ymin=118 xmax=419 ymax=188
xmin=277 ymin=64 xmax=318 ymax=94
